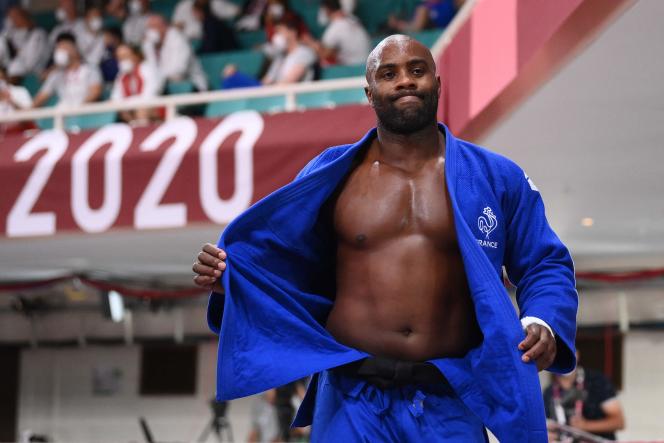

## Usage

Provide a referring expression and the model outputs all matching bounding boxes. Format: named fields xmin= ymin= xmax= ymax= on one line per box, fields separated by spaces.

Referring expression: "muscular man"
xmin=193 ymin=35 xmax=577 ymax=442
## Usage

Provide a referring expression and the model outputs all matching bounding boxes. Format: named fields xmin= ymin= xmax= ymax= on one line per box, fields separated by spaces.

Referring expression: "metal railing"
xmin=0 ymin=76 xmax=368 ymax=130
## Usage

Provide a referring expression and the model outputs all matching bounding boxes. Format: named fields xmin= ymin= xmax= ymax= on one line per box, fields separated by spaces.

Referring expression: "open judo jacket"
xmin=207 ymin=124 xmax=578 ymax=443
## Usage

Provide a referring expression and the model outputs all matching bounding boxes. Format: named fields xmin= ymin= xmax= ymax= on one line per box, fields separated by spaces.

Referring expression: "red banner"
xmin=0 ymin=106 xmax=375 ymax=238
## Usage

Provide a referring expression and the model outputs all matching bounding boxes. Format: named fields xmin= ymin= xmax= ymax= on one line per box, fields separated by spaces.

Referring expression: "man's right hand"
xmin=192 ymin=243 xmax=226 ymax=293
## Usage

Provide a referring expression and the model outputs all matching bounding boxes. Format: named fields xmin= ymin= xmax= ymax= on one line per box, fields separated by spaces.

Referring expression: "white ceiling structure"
xmin=483 ymin=0 xmax=664 ymax=272
xmin=1 ymin=0 xmax=663 ymax=287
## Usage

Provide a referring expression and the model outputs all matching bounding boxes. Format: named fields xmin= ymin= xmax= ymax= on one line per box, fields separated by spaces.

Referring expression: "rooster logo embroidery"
xmin=478 ymin=206 xmax=498 ymax=239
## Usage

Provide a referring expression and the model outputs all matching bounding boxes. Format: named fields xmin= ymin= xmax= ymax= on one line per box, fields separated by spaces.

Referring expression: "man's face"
xmin=366 ymin=39 xmax=440 ymax=134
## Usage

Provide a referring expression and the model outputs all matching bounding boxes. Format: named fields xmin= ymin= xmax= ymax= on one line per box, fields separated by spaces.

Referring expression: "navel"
xmin=355 ymin=234 xmax=367 ymax=244
xmin=401 ymin=327 xmax=413 ymax=337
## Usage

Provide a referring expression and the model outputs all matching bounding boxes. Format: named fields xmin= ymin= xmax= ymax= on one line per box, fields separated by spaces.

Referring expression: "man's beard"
xmin=372 ymin=89 xmax=439 ymax=134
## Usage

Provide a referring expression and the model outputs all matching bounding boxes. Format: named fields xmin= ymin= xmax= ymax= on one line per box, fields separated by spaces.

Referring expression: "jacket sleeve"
xmin=207 ymin=149 xmax=329 ymax=335
xmin=502 ymin=162 xmax=578 ymax=373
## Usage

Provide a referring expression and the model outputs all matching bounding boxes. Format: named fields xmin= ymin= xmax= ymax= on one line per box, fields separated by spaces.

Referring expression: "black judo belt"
xmin=332 ymin=357 xmax=451 ymax=390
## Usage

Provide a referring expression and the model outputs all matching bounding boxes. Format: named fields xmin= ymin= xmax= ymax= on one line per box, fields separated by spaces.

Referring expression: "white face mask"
xmin=118 ymin=59 xmax=135 ymax=73
xmin=317 ymin=8 xmax=330 ymax=26
xmin=272 ymin=32 xmax=287 ymax=52
xmin=268 ymin=4 xmax=284 ymax=19
xmin=129 ymin=0 xmax=143 ymax=15
xmin=88 ymin=17 xmax=103 ymax=32
xmin=55 ymin=8 xmax=67 ymax=22
xmin=145 ymin=28 xmax=161 ymax=44
xmin=54 ymin=48 xmax=70 ymax=67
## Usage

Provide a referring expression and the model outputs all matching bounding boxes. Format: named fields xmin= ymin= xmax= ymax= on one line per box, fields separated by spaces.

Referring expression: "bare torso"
xmin=325 ymin=136 xmax=482 ymax=361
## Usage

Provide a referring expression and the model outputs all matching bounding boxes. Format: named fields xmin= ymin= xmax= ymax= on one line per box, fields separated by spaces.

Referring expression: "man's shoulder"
xmin=453 ymin=136 xmax=523 ymax=179
xmin=296 ymin=144 xmax=354 ymax=179
xmin=310 ymin=144 xmax=354 ymax=167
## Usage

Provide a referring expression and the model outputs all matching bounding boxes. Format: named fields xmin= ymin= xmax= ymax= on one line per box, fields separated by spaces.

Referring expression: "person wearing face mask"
xmin=263 ymin=0 xmax=308 ymax=42
xmin=306 ymin=0 xmax=370 ymax=66
xmin=48 ymin=0 xmax=86 ymax=47
xmin=258 ymin=0 xmax=309 ymax=65
xmin=172 ymin=0 xmax=240 ymax=41
xmin=33 ymin=32 xmax=102 ymax=108
xmin=262 ymin=17 xmax=317 ymax=85
xmin=110 ymin=43 xmax=163 ymax=124
xmin=0 ymin=6 xmax=49 ymax=78
xmin=141 ymin=14 xmax=208 ymax=91
xmin=124 ymin=0 xmax=150 ymax=46
xmin=75 ymin=6 xmax=106 ymax=66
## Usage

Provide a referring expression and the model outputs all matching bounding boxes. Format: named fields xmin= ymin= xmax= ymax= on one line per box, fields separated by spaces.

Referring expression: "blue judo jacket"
xmin=207 ymin=124 xmax=578 ymax=442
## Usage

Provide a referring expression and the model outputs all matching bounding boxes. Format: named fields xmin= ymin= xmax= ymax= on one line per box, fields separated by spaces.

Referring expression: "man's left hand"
xmin=518 ymin=324 xmax=556 ymax=371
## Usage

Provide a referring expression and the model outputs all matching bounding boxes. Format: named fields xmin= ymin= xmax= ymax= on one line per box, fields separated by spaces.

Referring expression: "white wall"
xmin=17 ymin=342 xmax=255 ymax=443
xmin=618 ymin=331 xmax=664 ymax=441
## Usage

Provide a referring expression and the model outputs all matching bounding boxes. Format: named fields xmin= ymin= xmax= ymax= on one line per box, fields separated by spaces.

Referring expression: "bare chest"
xmin=333 ymin=159 xmax=457 ymax=248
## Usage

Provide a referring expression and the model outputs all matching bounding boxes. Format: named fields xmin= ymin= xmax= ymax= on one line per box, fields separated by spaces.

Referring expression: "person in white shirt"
xmin=0 ymin=65 xmax=33 ymax=134
xmin=111 ymin=43 xmax=163 ymax=124
xmin=48 ymin=0 xmax=86 ymax=47
xmin=172 ymin=0 xmax=240 ymax=41
xmin=308 ymin=0 xmax=370 ymax=66
xmin=262 ymin=17 xmax=317 ymax=85
xmin=76 ymin=6 xmax=105 ymax=66
xmin=123 ymin=0 xmax=150 ymax=46
xmin=142 ymin=14 xmax=208 ymax=91
xmin=33 ymin=32 xmax=102 ymax=108
xmin=0 ymin=6 xmax=49 ymax=77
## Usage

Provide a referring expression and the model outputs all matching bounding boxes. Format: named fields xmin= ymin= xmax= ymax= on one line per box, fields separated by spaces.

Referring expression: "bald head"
xmin=365 ymin=35 xmax=436 ymax=84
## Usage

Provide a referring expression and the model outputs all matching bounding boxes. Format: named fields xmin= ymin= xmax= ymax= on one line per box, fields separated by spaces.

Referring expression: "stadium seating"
xmin=22 ymin=74 xmax=42 ymax=97
xmin=236 ymin=31 xmax=267 ymax=50
xmin=205 ymin=99 xmax=249 ymax=118
xmin=167 ymin=80 xmax=196 ymax=95
xmin=321 ymin=64 xmax=366 ymax=80
xmin=150 ymin=0 xmax=180 ymax=21
xmin=12 ymin=0 xmax=448 ymax=131
xmin=65 ymin=112 xmax=118 ymax=131
xmin=199 ymin=50 xmax=265 ymax=89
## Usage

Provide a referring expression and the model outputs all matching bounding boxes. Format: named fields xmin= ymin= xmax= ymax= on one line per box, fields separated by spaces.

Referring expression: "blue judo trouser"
xmin=310 ymin=369 xmax=488 ymax=442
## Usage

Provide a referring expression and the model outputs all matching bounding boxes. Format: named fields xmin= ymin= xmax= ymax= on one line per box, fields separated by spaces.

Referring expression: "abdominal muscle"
xmin=325 ymin=234 xmax=483 ymax=362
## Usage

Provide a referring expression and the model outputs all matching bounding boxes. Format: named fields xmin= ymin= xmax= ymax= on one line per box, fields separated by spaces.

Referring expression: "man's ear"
xmin=436 ymin=75 xmax=441 ymax=97
xmin=364 ymin=85 xmax=373 ymax=107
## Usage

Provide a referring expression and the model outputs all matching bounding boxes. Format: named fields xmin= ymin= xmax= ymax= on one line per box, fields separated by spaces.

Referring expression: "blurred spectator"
xmin=142 ymin=14 xmax=208 ymax=91
xmin=49 ymin=0 xmax=85 ymax=46
xmin=543 ymin=354 xmax=625 ymax=441
xmin=307 ymin=0 xmax=370 ymax=66
xmin=389 ymin=0 xmax=464 ymax=33
xmin=0 ymin=65 xmax=34 ymax=134
xmin=247 ymin=389 xmax=279 ymax=443
xmin=274 ymin=379 xmax=307 ymax=442
xmin=77 ymin=6 xmax=105 ymax=66
xmin=222 ymin=16 xmax=316 ymax=88
xmin=110 ymin=43 xmax=163 ymax=124
xmin=105 ymin=0 xmax=128 ymax=22
xmin=192 ymin=0 xmax=239 ymax=53
xmin=338 ymin=0 xmax=356 ymax=14
xmin=261 ymin=17 xmax=316 ymax=85
xmin=0 ymin=6 xmax=49 ymax=78
xmin=235 ymin=0 xmax=268 ymax=32
xmin=99 ymin=26 xmax=122 ymax=82
xmin=124 ymin=0 xmax=150 ymax=46
xmin=262 ymin=0 xmax=309 ymax=41
xmin=33 ymin=32 xmax=102 ymax=108
xmin=172 ymin=0 xmax=240 ymax=41
xmin=0 ymin=0 xmax=20 ymax=31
